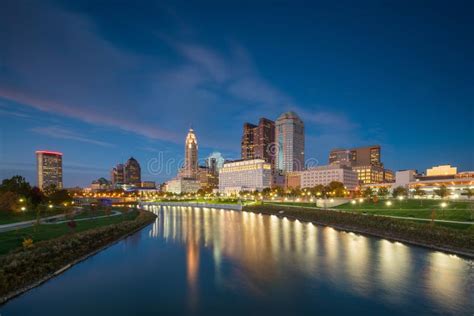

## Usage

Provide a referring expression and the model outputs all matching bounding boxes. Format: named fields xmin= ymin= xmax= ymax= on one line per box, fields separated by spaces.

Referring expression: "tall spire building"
xmin=183 ymin=128 xmax=198 ymax=179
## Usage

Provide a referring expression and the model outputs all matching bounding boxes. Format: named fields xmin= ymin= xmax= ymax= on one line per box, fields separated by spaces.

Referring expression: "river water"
xmin=1 ymin=205 xmax=473 ymax=315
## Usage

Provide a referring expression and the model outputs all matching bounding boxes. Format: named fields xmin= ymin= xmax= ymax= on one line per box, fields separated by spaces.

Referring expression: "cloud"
xmin=0 ymin=1 xmax=180 ymax=143
xmin=30 ymin=126 xmax=115 ymax=147
xmin=0 ymin=0 xmax=363 ymax=157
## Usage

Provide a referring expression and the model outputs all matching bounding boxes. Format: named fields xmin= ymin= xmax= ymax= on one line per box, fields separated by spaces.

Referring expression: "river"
xmin=1 ymin=205 xmax=473 ymax=315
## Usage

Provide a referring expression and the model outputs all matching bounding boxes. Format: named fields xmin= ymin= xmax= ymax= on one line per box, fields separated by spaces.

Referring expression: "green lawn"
xmin=0 ymin=207 xmax=67 ymax=225
xmin=336 ymin=199 xmax=471 ymax=210
xmin=0 ymin=210 xmax=138 ymax=255
xmin=268 ymin=200 xmax=474 ymax=222
xmin=334 ymin=199 xmax=473 ymax=222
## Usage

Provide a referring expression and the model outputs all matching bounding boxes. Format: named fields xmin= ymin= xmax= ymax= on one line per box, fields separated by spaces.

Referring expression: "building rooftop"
xmin=277 ymin=111 xmax=301 ymax=121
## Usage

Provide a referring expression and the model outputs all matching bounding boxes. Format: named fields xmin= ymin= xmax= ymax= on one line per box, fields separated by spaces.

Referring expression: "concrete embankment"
xmin=141 ymin=202 xmax=243 ymax=211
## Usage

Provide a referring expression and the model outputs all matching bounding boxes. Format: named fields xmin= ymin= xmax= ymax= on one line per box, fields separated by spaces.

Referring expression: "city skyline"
xmin=1 ymin=0 xmax=473 ymax=187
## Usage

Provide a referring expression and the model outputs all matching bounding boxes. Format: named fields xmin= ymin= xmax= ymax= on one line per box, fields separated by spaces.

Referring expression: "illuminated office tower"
xmin=36 ymin=150 xmax=63 ymax=191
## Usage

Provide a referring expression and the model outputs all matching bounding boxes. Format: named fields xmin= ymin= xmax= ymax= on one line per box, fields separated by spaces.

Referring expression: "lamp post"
xmin=441 ymin=202 xmax=447 ymax=218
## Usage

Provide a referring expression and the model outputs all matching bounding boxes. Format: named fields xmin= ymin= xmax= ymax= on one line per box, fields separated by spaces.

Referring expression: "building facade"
xmin=124 ymin=157 xmax=141 ymax=185
xmin=182 ymin=128 xmax=198 ymax=179
xmin=328 ymin=149 xmax=353 ymax=167
xmin=362 ymin=166 xmax=473 ymax=200
xmin=329 ymin=145 xmax=392 ymax=184
xmin=329 ymin=145 xmax=382 ymax=167
xmin=426 ymin=165 xmax=457 ymax=177
xmin=197 ymin=166 xmax=218 ymax=191
xmin=299 ymin=164 xmax=359 ymax=190
xmin=241 ymin=118 xmax=275 ymax=163
xmin=275 ymin=111 xmax=305 ymax=172
xmin=219 ymin=159 xmax=272 ymax=194
xmin=352 ymin=164 xmax=386 ymax=184
xmin=36 ymin=150 xmax=63 ymax=191
xmin=165 ymin=178 xmax=200 ymax=194
xmin=111 ymin=163 xmax=125 ymax=186
xmin=241 ymin=123 xmax=257 ymax=160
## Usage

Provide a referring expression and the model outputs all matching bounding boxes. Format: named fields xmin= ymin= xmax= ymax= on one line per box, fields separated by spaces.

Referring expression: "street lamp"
xmin=441 ymin=202 xmax=447 ymax=217
xmin=21 ymin=206 xmax=26 ymax=211
xmin=386 ymin=201 xmax=392 ymax=206
xmin=351 ymin=200 xmax=356 ymax=205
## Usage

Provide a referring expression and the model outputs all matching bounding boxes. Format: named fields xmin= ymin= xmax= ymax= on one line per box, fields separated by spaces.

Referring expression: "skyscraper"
xmin=110 ymin=163 xmax=125 ymax=186
xmin=241 ymin=123 xmax=256 ymax=160
xmin=328 ymin=145 xmax=389 ymax=184
xmin=183 ymin=128 xmax=198 ymax=179
xmin=124 ymin=157 xmax=141 ymax=185
xmin=275 ymin=111 xmax=305 ymax=172
xmin=241 ymin=118 xmax=275 ymax=163
xmin=36 ymin=150 xmax=63 ymax=191
xmin=329 ymin=145 xmax=382 ymax=167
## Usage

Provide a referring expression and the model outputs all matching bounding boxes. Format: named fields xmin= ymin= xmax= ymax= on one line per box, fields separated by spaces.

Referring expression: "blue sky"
xmin=0 ymin=0 xmax=472 ymax=187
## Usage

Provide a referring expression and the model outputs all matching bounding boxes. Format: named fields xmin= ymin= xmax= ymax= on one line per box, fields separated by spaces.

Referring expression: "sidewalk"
xmin=0 ymin=207 xmax=88 ymax=233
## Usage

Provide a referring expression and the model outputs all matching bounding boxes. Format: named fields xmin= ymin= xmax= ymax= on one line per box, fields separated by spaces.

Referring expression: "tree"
xmin=326 ymin=181 xmax=345 ymax=197
xmin=29 ymin=187 xmax=45 ymax=208
xmin=392 ymin=186 xmax=408 ymax=198
xmin=0 ymin=175 xmax=31 ymax=196
xmin=311 ymin=184 xmax=326 ymax=197
xmin=434 ymin=185 xmax=449 ymax=199
xmin=0 ymin=191 xmax=20 ymax=212
xmin=413 ymin=185 xmax=426 ymax=206
xmin=413 ymin=185 xmax=425 ymax=198
xmin=362 ymin=187 xmax=374 ymax=198
xmin=48 ymin=189 xmax=72 ymax=205
xmin=377 ymin=187 xmax=389 ymax=199
xmin=464 ymin=188 xmax=473 ymax=200
xmin=261 ymin=187 xmax=272 ymax=197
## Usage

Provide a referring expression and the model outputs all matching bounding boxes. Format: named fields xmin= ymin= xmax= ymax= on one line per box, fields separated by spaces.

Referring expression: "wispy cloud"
xmin=30 ymin=126 xmax=115 ymax=147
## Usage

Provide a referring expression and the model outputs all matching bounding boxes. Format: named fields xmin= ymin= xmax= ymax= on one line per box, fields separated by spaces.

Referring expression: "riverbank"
xmin=243 ymin=204 xmax=474 ymax=258
xmin=0 ymin=210 xmax=157 ymax=304
xmin=142 ymin=201 xmax=243 ymax=211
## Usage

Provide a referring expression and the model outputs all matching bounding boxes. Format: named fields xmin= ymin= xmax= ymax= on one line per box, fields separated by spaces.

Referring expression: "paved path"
xmin=0 ymin=208 xmax=121 ymax=233
xmin=45 ymin=211 xmax=121 ymax=224
xmin=265 ymin=203 xmax=474 ymax=225
xmin=0 ymin=214 xmax=68 ymax=233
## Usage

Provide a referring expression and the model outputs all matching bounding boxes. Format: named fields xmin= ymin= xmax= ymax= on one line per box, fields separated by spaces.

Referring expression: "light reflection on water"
xmin=2 ymin=205 xmax=472 ymax=316
xmin=146 ymin=205 xmax=473 ymax=314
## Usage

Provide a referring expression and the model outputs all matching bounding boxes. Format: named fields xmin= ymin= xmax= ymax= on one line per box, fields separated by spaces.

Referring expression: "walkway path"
xmin=0 ymin=209 xmax=121 ymax=233
xmin=265 ymin=203 xmax=474 ymax=225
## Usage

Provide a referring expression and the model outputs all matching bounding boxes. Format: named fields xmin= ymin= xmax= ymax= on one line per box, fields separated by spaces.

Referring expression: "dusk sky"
xmin=0 ymin=0 xmax=472 ymax=187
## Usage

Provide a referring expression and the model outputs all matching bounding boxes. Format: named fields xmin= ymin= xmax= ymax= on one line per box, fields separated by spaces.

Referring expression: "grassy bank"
xmin=271 ymin=199 xmax=474 ymax=222
xmin=0 ymin=210 xmax=156 ymax=302
xmin=0 ymin=209 xmax=138 ymax=255
xmin=243 ymin=204 xmax=474 ymax=258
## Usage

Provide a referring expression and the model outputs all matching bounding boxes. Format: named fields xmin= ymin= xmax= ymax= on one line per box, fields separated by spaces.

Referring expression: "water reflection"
xmin=144 ymin=205 xmax=473 ymax=314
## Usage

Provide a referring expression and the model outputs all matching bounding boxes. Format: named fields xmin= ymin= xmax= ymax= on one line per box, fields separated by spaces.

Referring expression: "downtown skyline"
xmin=1 ymin=0 xmax=473 ymax=187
